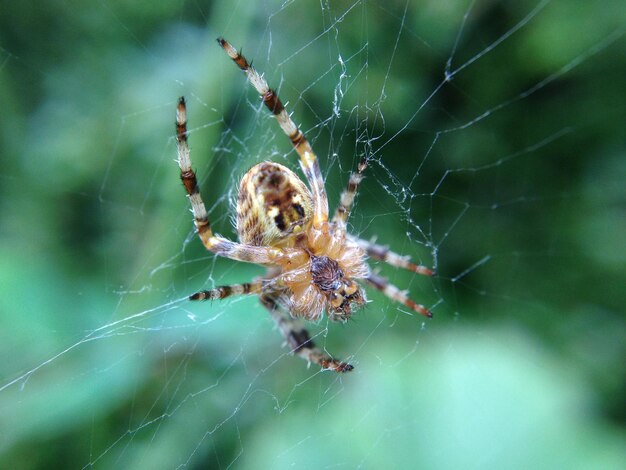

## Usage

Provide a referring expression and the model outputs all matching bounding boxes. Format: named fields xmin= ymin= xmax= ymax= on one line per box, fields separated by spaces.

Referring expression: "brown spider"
xmin=175 ymin=38 xmax=434 ymax=372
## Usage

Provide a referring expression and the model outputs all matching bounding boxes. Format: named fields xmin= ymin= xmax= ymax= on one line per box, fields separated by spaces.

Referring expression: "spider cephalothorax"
xmin=309 ymin=254 xmax=366 ymax=321
xmin=274 ymin=224 xmax=370 ymax=323
xmin=175 ymin=38 xmax=434 ymax=373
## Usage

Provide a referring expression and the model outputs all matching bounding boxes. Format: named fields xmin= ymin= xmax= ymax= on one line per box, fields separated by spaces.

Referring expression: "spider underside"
xmin=175 ymin=38 xmax=434 ymax=373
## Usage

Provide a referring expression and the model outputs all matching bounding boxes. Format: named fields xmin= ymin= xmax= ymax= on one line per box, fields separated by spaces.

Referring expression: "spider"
xmin=175 ymin=38 xmax=434 ymax=373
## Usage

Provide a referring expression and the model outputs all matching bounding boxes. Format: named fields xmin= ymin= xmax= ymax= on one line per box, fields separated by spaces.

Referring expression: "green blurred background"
xmin=1 ymin=1 xmax=624 ymax=468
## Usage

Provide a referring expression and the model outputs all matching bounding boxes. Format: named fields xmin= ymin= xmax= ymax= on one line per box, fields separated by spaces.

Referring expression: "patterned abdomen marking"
xmin=237 ymin=162 xmax=313 ymax=247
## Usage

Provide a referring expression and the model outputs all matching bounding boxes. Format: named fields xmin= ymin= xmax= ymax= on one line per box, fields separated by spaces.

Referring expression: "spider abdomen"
xmin=236 ymin=162 xmax=313 ymax=247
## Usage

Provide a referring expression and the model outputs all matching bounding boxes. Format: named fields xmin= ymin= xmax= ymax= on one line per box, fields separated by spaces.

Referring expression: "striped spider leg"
xmin=333 ymin=158 xmax=435 ymax=318
xmin=217 ymin=38 xmax=328 ymax=229
xmin=176 ymin=97 xmax=285 ymax=266
xmin=191 ymin=280 xmax=353 ymax=372
xmin=261 ymin=293 xmax=353 ymax=373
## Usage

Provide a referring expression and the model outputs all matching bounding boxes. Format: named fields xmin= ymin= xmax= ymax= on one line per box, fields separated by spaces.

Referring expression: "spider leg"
xmin=350 ymin=235 xmax=434 ymax=276
xmin=333 ymin=157 xmax=368 ymax=225
xmin=189 ymin=280 xmax=263 ymax=301
xmin=217 ymin=38 xmax=329 ymax=228
xmin=260 ymin=294 xmax=353 ymax=373
xmin=364 ymin=272 xmax=433 ymax=318
xmin=331 ymin=156 xmax=434 ymax=276
xmin=176 ymin=97 xmax=284 ymax=265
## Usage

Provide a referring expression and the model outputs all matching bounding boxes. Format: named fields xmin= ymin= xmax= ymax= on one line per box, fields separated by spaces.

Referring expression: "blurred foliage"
xmin=1 ymin=0 xmax=625 ymax=469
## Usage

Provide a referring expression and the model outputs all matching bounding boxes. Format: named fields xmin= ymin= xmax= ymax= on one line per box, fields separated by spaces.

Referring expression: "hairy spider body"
xmin=237 ymin=161 xmax=368 ymax=321
xmin=275 ymin=227 xmax=368 ymax=322
xmin=175 ymin=38 xmax=434 ymax=373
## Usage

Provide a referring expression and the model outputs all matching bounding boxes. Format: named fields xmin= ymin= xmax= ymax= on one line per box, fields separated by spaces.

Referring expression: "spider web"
xmin=1 ymin=0 xmax=625 ymax=468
